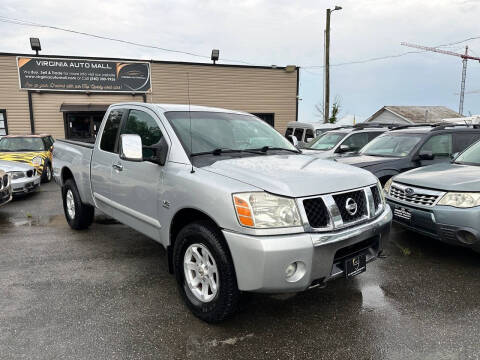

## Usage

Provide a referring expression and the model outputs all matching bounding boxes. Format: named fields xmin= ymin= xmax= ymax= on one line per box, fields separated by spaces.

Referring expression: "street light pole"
xmin=324 ymin=6 xmax=342 ymax=123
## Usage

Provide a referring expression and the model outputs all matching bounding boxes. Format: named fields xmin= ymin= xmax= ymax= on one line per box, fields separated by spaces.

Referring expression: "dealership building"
xmin=0 ymin=52 xmax=298 ymax=141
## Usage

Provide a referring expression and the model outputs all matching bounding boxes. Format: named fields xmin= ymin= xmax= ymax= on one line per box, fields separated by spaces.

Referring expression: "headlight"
xmin=8 ymin=171 xmax=25 ymax=180
xmin=438 ymin=192 xmax=480 ymax=208
xmin=32 ymin=156 xmax=43 ymax=166
xmin=233 ymin=192 xmax=301 ymax=228
xmin=377 ymin=180 xmax=386 ymax=205
xmin=383 ymin=177 xmax=393 ymax=195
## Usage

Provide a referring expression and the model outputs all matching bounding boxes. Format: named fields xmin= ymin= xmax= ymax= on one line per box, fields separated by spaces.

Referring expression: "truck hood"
xmin=335 ymin=154 xmax=402 ymax=168
xmin=202 ymin=154 xmax=377 ymax=197
xmin=300 ymin=149 xmax=334 ymax=159
xmin=0 ymin=159 xmax=34 ymax=172
xmin=394 ymin=163 xmax=480 ymax=192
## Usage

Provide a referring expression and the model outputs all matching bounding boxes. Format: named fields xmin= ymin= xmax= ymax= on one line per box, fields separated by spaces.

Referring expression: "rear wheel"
xmin=173 ymin=221 xmax=240 ymax=323
xmin=62 ymin=179 xmax=94 ymax=230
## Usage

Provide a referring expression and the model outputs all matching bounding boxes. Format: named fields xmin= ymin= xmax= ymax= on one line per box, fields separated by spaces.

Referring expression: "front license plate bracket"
xmin=345 ymin=254 xmax=367 ymax=278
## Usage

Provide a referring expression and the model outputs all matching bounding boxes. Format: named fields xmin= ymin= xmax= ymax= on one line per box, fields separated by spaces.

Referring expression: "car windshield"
xmin=455 ymin=140 xmax=480 ymax=165
xmin=164 ymin=111 xmax=297 ymax=155
xmin=0 ymin=137 xmax=45 ymax=152
xmin=304 ymin=132 xmax=346 ymax=151
xmin=360 ymin=134 xmax=423 ymax=157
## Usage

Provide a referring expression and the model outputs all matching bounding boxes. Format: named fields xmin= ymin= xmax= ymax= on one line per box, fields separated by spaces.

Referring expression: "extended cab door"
xmin=108 ymin=107 xmax=169 ymax=239
xmin=91 ymin=108 xmax=125 ymax=216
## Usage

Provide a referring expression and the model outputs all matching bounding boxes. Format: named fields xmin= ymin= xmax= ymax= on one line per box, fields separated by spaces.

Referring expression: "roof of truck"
xmin=110 ymin=102 xmax=250 ymax=115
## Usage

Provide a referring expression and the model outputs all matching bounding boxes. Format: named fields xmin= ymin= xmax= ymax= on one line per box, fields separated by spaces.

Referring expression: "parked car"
xmin=53 ymin=103 xmax=392 ymax=322
xmin=384 ymin=139 xmax=480 ymax=253
xmin=301 ymin=124 xmax=389 ymax=159
xmin=285 ymin=122 xmax=343 ymax=148
xmin=0 ymin=160 xmax=41 ymax=195
xmin=0 ymin=134 xmax=55 ymax=183
xmin=0 ymin=169 xmax=12 ymax=207
xmin=336 ymin=123 xmax=480 ymax=185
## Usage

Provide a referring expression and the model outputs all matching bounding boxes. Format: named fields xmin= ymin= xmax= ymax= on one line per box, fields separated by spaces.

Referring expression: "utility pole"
xmin=401 ymin=42 xmax=480 ymax=116
xmin=323 ymin=6 xmax=342 ymax=123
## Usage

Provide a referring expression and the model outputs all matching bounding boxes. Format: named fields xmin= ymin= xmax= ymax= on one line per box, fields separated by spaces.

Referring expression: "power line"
xmin=0 ymin=16 xmax=256 ymax=65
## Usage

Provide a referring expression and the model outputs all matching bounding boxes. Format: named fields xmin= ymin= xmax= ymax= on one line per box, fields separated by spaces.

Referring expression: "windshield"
xmin=455 ymin=140 xmax=480 ymax=165
xmin=164 ymin=111 xmax=297 ymax=154
xmin=304 ymin=132 xmax=346 ymax=151
xmin=360 ymin=134 xmax=423 ymax=157
xmin=0 ymin=137 xmax=45 ymax=152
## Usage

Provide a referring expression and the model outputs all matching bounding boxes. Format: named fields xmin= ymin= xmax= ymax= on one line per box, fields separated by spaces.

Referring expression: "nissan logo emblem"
xmin=345 ymin=198 xmax=358 ymax=216
xmin=405 ymin=187 xmax=415 ymax=196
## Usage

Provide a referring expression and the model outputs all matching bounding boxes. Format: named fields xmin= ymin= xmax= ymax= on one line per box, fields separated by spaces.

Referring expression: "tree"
xmin=315 ymin=96 xmax=342 ymax=123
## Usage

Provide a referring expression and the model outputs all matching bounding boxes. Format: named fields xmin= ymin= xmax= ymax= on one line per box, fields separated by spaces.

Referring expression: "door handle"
xmin=112 ymin=162 xmax=123 ymax=171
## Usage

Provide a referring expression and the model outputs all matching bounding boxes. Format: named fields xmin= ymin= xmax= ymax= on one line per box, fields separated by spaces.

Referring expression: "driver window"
xmin=120 ymin=110 xmax=163 ymax=159
xmin=342 ymin=133 xmax=369 ymax=151
xmin=420 ymin=134 xmax=452 ymax=157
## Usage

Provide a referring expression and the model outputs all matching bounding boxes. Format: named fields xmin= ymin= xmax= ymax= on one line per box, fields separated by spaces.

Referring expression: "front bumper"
xmin=223 ymin=206 xmax=392 ymax=293
xmin=387 ymin=198 xmax=480 ymax=250
xmin=11 ymin=176 xmax=41 ymax=195
xmin=0 ymin=186 xmax=12 ymax=207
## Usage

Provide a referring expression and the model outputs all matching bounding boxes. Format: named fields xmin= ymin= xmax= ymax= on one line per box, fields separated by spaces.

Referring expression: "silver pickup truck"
xmin=53 ymin=103 xmax=392 ymax=322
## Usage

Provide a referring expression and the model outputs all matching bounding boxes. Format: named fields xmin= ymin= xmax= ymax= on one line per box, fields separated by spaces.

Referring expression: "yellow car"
xmin=0 ymin=134 xmax=55 ymax=183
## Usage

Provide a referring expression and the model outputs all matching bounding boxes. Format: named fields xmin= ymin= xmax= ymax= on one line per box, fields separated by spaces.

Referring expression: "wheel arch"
xmin=167 ymin=207 xmax=225 ymax=274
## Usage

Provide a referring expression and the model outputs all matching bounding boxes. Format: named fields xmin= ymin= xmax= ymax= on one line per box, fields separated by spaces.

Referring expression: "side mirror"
xmin=288 ymin=135 xmax=299 ymax=148
xmin=119 ymin=134 xmax=143 ymax=162
xmin=306 ymin=136 xmax=314 ymax=143
xmin=144 ymin=137 xmax=169 ymax=166
xmin=337 ymin=144 xmax=352 ymax=153
xmin=418 ymin=150 xmax=434 ymax=161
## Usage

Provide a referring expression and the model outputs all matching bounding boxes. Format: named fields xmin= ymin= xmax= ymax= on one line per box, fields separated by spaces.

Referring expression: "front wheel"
xmin=173 ymin=221 xmax=240 ymax=323
xmin=41 ymin=162 xmax=52 ymax=183
xmin=62 ymin=179 xmax=94 ymax=230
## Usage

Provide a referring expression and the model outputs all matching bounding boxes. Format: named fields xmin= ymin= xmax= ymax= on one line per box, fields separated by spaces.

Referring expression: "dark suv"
xmin=336 ymin=123 xmax=480 ymax=185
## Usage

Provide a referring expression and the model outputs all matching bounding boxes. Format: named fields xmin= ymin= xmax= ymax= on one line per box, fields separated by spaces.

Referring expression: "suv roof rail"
xmin=353 ymin=122 xmax=396 ymax=129
xmin=390 ymin=122 xmax=479 ymax=131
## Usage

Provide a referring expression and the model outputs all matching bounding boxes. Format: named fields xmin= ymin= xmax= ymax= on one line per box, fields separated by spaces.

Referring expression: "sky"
xmin=1 ymin=0 xmax=480 ymax=123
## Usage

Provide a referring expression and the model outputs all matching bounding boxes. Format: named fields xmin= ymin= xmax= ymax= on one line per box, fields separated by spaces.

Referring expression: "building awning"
xmin=60 ymin=104 xmax=110 ymax=112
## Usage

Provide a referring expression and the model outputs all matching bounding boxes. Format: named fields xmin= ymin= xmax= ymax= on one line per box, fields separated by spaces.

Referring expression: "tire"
xmin=41 ymin=162 xmax=53 ymax=183
xmin=173 ymin=221 xmax=240 ymax=323
xmin=62 ymin=179 xmax=94 ymax=230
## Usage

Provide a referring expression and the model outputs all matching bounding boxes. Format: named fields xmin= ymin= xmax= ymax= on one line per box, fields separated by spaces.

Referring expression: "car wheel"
xmin=62 ymin=179 xmax=94 ymax=230
xmin=41 ymin=162 xmax=53 ymax=183
xmin=173 ymin=221 xmax=240 ymax=323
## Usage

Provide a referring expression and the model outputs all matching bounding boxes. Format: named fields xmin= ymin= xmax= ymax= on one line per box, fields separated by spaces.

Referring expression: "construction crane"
xmin=401 ymin=42 xmax=480 ymax=115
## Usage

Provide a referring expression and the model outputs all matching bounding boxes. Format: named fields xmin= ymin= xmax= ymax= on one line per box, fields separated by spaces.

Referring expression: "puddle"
xmin=361 ymin=285 xmax=390 ymax=311
xmin=0 ymin=214 xmax=119 ymax=228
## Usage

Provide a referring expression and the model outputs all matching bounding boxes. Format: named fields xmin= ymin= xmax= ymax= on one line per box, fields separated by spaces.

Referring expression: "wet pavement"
xmin=0 ymin=183 xmax=479 ymax=359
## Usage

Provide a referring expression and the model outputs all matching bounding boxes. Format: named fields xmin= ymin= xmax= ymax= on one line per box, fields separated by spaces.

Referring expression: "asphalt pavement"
xmin=0 ymin=183 xmax=479 ymax=359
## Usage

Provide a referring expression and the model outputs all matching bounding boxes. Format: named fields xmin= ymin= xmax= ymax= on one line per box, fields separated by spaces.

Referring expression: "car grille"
xmin=26 ymin=170 xmax=33 ymax=177
xmin=303 ymin=197 xmax=330 ymax=228
xmin=390 ymin=185 xmax=439 ymax=207
xmin=332 ymin=190 xmax=368 ymax=223
xmin=370 ymin=186 xmax=381 ymax=212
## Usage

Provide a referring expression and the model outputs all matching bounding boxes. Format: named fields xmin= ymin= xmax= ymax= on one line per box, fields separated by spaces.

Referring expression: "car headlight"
xmin=383 ymin=177 xmax=393 ymax=195
xmin=233 ymin=192 xmax=301 ymax=228
xmin=377 ymin=180 xmax=386 ymax=205
xmin=8 ymin=171 xmax=25 ymax=180
xmin=32 ymin=156 xmax=43 ymax=167
xmin=437 ymin=192 xmax=480 ymax=208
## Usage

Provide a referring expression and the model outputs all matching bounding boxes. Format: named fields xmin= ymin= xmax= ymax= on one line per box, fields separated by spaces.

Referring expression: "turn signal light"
xmin=233 ymin=195 xmax=254 ymax=227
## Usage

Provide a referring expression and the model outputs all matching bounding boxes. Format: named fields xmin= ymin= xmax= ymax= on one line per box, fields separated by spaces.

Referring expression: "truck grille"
xmin=370 ymin=186 xmax=381 ymax=212
xmin=390 ymin=185 xmax=439 ymax=207
xmin=303 ymin=197 xmax=330 ymax=228
xmin=332 ymin=190 xmax=368 ymax=223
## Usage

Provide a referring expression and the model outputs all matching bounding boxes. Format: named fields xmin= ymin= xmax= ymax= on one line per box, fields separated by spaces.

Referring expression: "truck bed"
xmin=53 ymin=139 xmax=95 ymax=206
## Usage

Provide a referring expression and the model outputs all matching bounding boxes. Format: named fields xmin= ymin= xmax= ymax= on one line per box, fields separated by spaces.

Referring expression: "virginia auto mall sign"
xmin=17 ymin=56 xmax=151 ymax=93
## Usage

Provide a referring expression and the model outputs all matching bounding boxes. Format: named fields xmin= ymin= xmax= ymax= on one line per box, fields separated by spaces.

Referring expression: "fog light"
xmin=285 ymin=261 xmax=307 ymax=282
xmin=457 ymin=230 xmax=477 ymax=245
xmin=285 ymin=263 xmax=297 ymax=278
